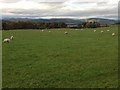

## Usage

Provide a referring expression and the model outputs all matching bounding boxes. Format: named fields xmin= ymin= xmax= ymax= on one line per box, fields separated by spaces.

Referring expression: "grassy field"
xmin=2 ymin=25 xmax=118 ymax=88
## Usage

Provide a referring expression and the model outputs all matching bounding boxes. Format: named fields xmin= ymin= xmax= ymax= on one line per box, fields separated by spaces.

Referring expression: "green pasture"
xmin=2 ymin=25 xmax=118 ymax=88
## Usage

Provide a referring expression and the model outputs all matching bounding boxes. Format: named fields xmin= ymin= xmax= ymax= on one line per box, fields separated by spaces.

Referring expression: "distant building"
xmin=100 ymin=24 xmax=109 ymax=27
xmin=66 ymin=23 xmax=78 ymax=28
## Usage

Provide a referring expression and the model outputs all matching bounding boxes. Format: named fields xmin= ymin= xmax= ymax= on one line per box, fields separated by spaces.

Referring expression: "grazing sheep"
xmin=101 ymin=31 xmax=103 ymax=33
xmin=10 ymin=36 xmax=14 ymax=40
xmin=3 ymin=35 xmax=14 ymax=43
xmin=81 ymin=29 xmax=83 ymax=30
xmin=112 ymin=33 xmax=115 ymax=36
xmin=49 ymin=31 xmax=51 ymax=32
xmin=42 ymin=30 xmax=44 ymax=32
xmin=94 ymin=30 xmax=96 ymax=32
xmin=3 ymin=38 xmax=11 ymax=43
xmin=65 ymin=32 xmax=68 ymax=34
xmin=107 ymin=30 xmax=110 ymax=32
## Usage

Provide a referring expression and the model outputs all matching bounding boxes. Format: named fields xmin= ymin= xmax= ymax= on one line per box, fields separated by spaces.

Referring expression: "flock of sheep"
xmin=93 ymin=29 xmax=116 ymax=36
xmin=3 ymin=28 xmax=116 ymax=43
xmin=64 ymin=29 xmax=116 ymax=36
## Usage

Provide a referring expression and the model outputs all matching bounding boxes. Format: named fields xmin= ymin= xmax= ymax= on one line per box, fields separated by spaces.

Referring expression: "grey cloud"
xmin=2 ymin=2 xmax=66 ymax=15
xmin=2 ymin=8 xmax=60 ymax=17
xmin=64 ymin=6 xmax=117 ymax=16
xmin=0 ymin=0 xmax=19 ymax=3
xmin=2 ymin=5 xmax=117 ymax=19
xmin=33 ymin=0 xmax=66 ymax=3
xmin=1 ymin=0 xmax=118 ymax=19
xmin=96 ymin=2 xmax=108 ymax=6
xmin=42 ymin=2 xmax=65 ymax=10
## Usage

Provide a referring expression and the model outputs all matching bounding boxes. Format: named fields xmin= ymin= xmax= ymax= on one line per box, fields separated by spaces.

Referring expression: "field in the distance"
xmin=2 ymin=25 xmax=118 ymax=88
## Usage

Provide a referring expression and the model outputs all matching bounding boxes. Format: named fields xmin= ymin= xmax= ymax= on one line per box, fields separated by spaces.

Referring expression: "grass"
xmin=2 ymin=25 xmax=118 ymax=88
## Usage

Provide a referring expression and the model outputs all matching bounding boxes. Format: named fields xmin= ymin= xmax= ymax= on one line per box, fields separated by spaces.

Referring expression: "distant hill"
xmin=2 ymin=18 xmax=118 ymax=25
xmin=2 ymin=18 xmax=85 ymax=24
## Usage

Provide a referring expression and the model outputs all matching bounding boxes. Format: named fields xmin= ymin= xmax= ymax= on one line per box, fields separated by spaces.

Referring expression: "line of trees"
xmin=2 ymin=20 xmax=104 ymax=30
xmin=2 ymin=21 xmax=67 ymax=30
xmin=84 ymin=21 xmax=101 ymax=28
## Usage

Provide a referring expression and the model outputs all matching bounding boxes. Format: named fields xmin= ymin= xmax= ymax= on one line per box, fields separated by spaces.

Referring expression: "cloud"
xmin=0 ymin=0 xmax=19 ymax=3
xmin=0 ymin=0 xmax=119 ymax=19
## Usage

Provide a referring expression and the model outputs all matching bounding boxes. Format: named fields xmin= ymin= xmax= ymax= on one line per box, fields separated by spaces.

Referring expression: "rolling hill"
xmin=2 ymin=18 xmax=118 ymax=25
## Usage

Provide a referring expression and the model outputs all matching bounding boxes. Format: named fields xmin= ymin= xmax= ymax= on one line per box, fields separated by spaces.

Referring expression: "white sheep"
xmin=112 ymin=33 xmax=115 ymax=36
xmin=101 ymin=31 xmax=103 ymax=33
xmin=3 ymin=38 xmax=11 ymax=43
xmin=94 ymin=30 xmax=96 ymax=32
xmin=49 ymin=31 xmax=51 ymax=32
xmin=42 ymin=30 xmax=44 ymax=32
xmin=107 ymin=30 xmax=110 ymax=32
xmin=3 ymin=35 xmax=14 ymax=43
xmin=65 ymin=32 xmax=68 ymax=34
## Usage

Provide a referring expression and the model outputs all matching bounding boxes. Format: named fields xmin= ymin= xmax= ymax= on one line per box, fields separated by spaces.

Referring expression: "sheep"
xmin=112 ymin=33 xmax=115 ymax=36
xmin=42 ymin=30 xmax=44 ymax=32
xmin=3 ymin=35 xmax=14 ymax=43
xmin=101 ymin=31 xmax=103 ymax=33
xmin=10 ymin=36 xmax=14 ymax=40
xmin=3 ymin=38 xmax=11 ymax=43
xmin=64 ymin=32 xmax=68 ymax=34
xmin=49 ymin=31 xmax=51 ymax=32
xmin=81 ymin=29 xmax=83 ymax=30
xmin=94 ymin=30 xmax=96 ymax=32
xmin=107 ymin=30 xmax=110 ymax=32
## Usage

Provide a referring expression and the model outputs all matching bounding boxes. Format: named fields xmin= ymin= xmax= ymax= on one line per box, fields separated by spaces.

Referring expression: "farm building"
xmin=66 ymin=23 xmax=78 ymax=28
xmin=100 ymin=24 xmax=109 ymax=27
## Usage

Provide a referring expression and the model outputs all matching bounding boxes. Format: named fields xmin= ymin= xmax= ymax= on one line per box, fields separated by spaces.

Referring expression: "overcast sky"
xmin=0 ymin=0 xmax=119 ymax=19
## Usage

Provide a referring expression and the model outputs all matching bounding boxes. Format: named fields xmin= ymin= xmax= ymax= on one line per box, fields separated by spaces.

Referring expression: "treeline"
xmin=84 ymin=21 xmax=101 ymax=28
xmin=2 ymin=20 xmax=107 ymax=30
xmin=2 ymin=21 xmax=67 ymax=30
